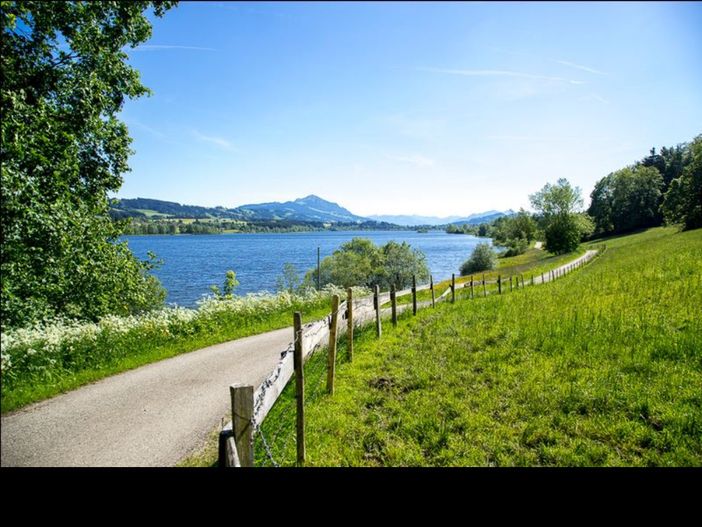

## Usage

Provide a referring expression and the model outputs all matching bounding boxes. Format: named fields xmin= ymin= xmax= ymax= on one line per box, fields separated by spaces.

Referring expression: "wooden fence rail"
xmin=219 ymin=247 xmax=604 ymax=466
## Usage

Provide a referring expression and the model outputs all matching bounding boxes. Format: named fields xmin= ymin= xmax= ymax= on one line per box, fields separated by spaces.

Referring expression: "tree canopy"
xmin=530 ymin=179 xmax=589 ymax=254
xmin=1 ymin=1 xmax=176 ymax=327
xmin=304 ymin=238 xmax=430 ymax=291
xmin=588 ymin=165 xmax=664 ymax=235
xmin=661 ymin=135 xmax=702 ymax=231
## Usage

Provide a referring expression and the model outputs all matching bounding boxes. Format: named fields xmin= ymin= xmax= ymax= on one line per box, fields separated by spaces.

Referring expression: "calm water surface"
xmin=123 ymin=231 xmax=491 ymax=307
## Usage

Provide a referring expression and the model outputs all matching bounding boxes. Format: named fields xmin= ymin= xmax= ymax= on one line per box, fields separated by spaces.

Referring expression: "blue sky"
xmin=117 ymin=1 xmax=702 ymax=217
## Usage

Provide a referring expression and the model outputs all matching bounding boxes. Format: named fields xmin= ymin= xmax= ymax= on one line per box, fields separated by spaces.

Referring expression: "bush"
xmin=460 ymin=243 xmax=497 ymax=275
xmin=544 ymin=216 xmax=582 ymax=254
xmin=500 ymin=238 xmax=529 ymax=257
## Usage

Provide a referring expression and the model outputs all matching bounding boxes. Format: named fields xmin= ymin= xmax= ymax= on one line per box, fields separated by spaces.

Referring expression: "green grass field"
xmin=250 ymin=227 xmax=702 ymax=466
xmin=390 ymin=243 xmax=587 ymax=307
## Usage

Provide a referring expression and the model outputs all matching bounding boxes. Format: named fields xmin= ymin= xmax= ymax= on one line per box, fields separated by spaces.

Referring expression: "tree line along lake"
xmin=123 ymin=230 xmax=491 ymax=307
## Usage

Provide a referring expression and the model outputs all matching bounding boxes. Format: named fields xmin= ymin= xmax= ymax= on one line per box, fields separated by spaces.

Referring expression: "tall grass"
xmin=256 ymin=227 xmax=702 ymax=466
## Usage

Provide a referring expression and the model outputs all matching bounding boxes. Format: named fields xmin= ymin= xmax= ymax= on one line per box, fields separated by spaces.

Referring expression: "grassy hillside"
xmin=254 ymin=227 xmax=702 ymax=466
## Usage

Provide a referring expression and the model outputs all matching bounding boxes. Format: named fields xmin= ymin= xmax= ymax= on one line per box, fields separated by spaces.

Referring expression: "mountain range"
xmin=112 ymin=195 xmax=510 ymax=226
xmin=367 ymin=210 xmax=512 ymax=226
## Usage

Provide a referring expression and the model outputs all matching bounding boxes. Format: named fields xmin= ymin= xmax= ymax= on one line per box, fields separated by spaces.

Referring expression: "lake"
xmin=123 ymin=231 xmax=491 ymax=307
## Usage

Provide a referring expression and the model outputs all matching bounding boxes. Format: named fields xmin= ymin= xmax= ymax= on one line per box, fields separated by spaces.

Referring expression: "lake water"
xmin=123 ymin=231 xmax=490 ymax=307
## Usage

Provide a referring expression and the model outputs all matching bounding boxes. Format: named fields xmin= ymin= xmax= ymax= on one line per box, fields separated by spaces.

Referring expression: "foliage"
xmin=543 ymin=215 xmax=583 ymax=254
xmin=0 ymin=1 xmax=176 ymax=328
xmin=588 ymin=165 xmax=664 ymax=235
xmin=492 ymin=209 xmax=537 ymax=245
xmin=530 ymin=179 xmax=590 ymax=255
xmin=530 ymin=178 xmax=584 ymax=219
xmin=210 ymin=270 xmax=239 ymax=298
xmin=500 ymin=238 xmax=529 ymax=258
xmin=258 ymin=227 xmax=702 ymax=466
xmin=661 ymin=135 xmax=702 ymax=231
xmin=460 ymin=243 xmax=498 ymax=275
xmin=276 ymin=263 xmax=301 ymax=295
xmin=303 ymin=238 xmax=430 ymax=290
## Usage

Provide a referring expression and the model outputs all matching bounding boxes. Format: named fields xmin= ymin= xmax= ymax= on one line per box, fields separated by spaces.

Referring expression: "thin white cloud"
xmin=127 ymin=120 xmax=165 ymax=139
xmin=578 ymin=94 xmax=609 ymax=104
xmin=419 ymin=67 xmax=585 ymax=85
xmin=386 ymin=154 xmax=435 ymax=167
xmin=192 ymin=130 xmax=236 ymax=151
xmin=132 ymin=45 xmax=217 ymax=52
xmin=555 ymin=59 xmax=607 ymax=75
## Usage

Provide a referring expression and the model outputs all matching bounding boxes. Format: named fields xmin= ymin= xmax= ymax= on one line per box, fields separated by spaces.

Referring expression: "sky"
xmin=116 ymin=1 xmax=702 ymax=217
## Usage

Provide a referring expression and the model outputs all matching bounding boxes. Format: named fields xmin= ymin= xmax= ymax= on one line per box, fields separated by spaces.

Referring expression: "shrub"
xmin=460 ymin=243 xmax=497 ymax=275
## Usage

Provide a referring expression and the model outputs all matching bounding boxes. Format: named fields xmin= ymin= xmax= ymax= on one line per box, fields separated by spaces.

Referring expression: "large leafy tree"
xmin=304 ymin=238 xmax=430 ymax=291
xmin=1 ymin=1 xmax=176 ymax=328
xmin=530 ymin=178 xmax=590 ymax=254
xmin=587 ymin=165 xmax=664 ymax=235
xmin=661 ymin=135 xmax=702 ymax=231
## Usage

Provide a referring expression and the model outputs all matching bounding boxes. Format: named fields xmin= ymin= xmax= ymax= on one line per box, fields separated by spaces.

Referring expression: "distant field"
xmin=253 ymin=227 xmax=702 ymax=466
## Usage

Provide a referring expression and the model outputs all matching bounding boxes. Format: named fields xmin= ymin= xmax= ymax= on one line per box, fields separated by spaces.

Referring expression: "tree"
xmin=491 ymin=209 xmax=537 ymax=256
xmin=1 ymin=2 xmax=176 ymax=327
xmin=303 ymin=238 xmax=430 ymax=290
xmin=661 ymin=135 xmax=702 ymax=230
xmin=587 ymin=165 xmax=664 ymax=235
xmin=459 ymin=243 xmax=497 ymax=275
xmin=380 ymin=241 xmax=430 ymax=289
xmin=530 ymin=179 xmax=590 ymax=254
xmin=276 ymin=263 xmax=301 ymax=295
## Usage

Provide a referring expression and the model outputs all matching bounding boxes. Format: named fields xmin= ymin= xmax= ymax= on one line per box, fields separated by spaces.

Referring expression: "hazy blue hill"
xmin=237 ymin=194 xmax=367 ymax=223
xmin=112 ymin=195 xmax=368 ymax=223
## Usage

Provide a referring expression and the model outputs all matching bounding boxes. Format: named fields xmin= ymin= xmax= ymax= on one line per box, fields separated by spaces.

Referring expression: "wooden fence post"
xmin=498 ymin=275 xmax=502 ymax=295
xmin=347 ymin=288 xmax=353 ymax=362
xmin=531 ymin=274 xmax=534 ymax=286
xmin=230 ymin=384 xmax=254 ymax=467
xmin=327 ymin=294 xmax=339 ymax=395
xmin=510 ymin=275 xmax=513 ymax=292
xmin=430 ymin=275 xmax=435 ymax=308
xmin=294 ymin=311 xmax=305 ymax=466
xmin=412 ymin=275 xmax=418 ymax=315
xmin=483 ymin=274 xmax=487 ymax=297
xmin=451 ymin=273 xmax=456 ymax=303
xmin=374 ymin=285 xmax=382 ymax=338
xmin=391 ymin=284 xmax=397 ymax=326
xmin=470 ymin=275 xmax=474 ymax=299
xmin=541 ymin=272 xmax=544 ymax=284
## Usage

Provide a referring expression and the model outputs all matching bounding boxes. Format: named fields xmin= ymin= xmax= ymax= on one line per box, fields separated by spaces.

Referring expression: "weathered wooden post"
xmin=374 ymin=285 xmax=382 ymax=338
xmin=412 ymin=275 xmax=418 ymax=315
xmin=294 ymin=311 xmax=305 ymax=466
xmin=230 ymin=384 xmax=254 ymax=467
xmin=541 ymin=272 xmax=545 ymax=284
xmin=498 ymin=275 xmax=502 ymax=295
xmin=451 ymin=273 xmax=456 ymax=303
xmin=390 ymin=284 xmax=397 ymax=326
xmin=483 ymin=273 xmax=487 ymax=297
xmin=470 ymin=275 xmax=474 ymax=299
xmin=531 ymin=274 xmax=534 ymax=286
xmin=510 ymin=275 xmax=513 ymax=292
xmin=327 ymin=294 xmax=339 ymax=395
xmin=347 ymin=288 xmax=353 ymax=362
xmin=430 ymin=275 xmax=435 ymax=308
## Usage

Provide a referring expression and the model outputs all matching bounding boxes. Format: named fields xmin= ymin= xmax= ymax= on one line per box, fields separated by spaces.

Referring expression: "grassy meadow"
xmin=250 ymin=227 xmax=701 ymax=466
